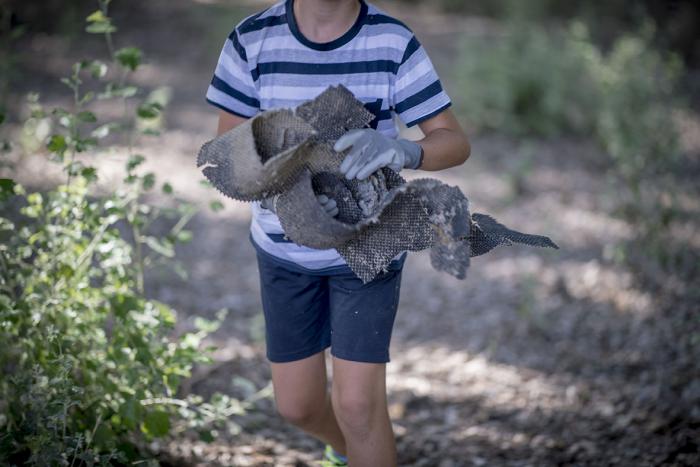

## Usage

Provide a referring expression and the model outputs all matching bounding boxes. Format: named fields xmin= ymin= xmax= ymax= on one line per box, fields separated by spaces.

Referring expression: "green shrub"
xmin=0 ymin=1 xmax=250 ymax=464
xmin=591 ymin=29 xmax=687 ymax=274
xmin=594 ymin=29 xmax=683 ymax=185
xmin=454 ymin=21 xmax=602 ymax=137
xmin=454 ymin=19 xmax=691 ymax=281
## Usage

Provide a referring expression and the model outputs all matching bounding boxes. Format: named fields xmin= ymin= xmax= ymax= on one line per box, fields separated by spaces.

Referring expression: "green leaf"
xmin=144 ymin=236 xmax=174 ymax=258
xmin=77 ymin=111 xmax=97 ymax=123
xmin=52 ymin=108 xmax=70 ymax=118
xmin=99 ymin=84 xmax=138 ymax=100
xmin=115 ymin=85 xmax=138 ymax=98
xmin=75 ymin=137 xmax=98 ymax=152
xmin=142 ymin=172 xmax=155 ymax=190
xmin=86 ymin=22 xmax=117 ymax=34
xmin=86 ymin=10 xmax=108 ymax=23
xmin=47 ymin=135 xmax=67 ymax=154
xmin=0 ymin=179 xmax=16 ymax=202
xmin=97 ymin=83 xmax=115 ymax=100
xmin=209 ymin=200 xmax=224 ymax=212
xmin=110 ymin=294 xmax=141 ymax=319
xmin=91 ymin=122 xmax=121 ymax=139
xmin=119 ymin=397 xmax=142 ymax=430
xmin=172 ymin=262 xmax=189 ymax=281
xmin=79 ymin=91 xmax=95 ymax=106
xmin=115 ymin=47 xmax=142 ymax=71
xmin=127 ymin=154 xmax=145 ymax=172
xmin=142 ymin=128 xmax=160 ymax=136
xmin=57 ymin=263 xmax=75 ymax=279
xmin=57 ymin=114 xmax=74 ymax=128
xmin=92 ymin=422 xmax=116 ymax=448
xmin=136 ymin=102 xmax=162 ymax=120
xmin=199 ymin=430 xmax=215 ymax=443
xmin=30 ymin=106 xmax=47 ymax=119
xmin=89 ymin=60 xmax=108 ymax=79
xmin=27 ymin=192 xmax=43 ymax=206
xmin=60 ymin=77 xmax=77 ymax=91
xmin=145 ymin=86 xmax=172 ymax=109
xmin=74 ymin=60 xmax=89 ymax=75
xmin=142 ymin=410 xmax=170 ymax=437
xmin=161 ymin=182 xmax=173 ymax=194
xmin=154 ymin=301 xmax=176 ymax=327
xmin=81 ymin=167 xmax=98 ymax=183
xmin=176 ymin=230 xmax=192 ymax=243
xmin=194 ymin=317 xmax=220 ymax=333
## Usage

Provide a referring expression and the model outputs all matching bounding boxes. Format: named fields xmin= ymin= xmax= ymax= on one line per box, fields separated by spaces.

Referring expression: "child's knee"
xmin=331 ymin=386 xmax=381 ymax=436
xmin=275 ymin=397 xmax=325 ymax=427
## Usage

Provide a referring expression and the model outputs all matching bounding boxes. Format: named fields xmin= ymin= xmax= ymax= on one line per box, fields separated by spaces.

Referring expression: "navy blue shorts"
xmin=252 ymin=239 xmax=406 ymax=364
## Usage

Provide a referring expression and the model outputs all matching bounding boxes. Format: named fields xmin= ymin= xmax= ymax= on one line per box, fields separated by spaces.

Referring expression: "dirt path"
xmin=7 ymin=1 xmax=699 ymax=465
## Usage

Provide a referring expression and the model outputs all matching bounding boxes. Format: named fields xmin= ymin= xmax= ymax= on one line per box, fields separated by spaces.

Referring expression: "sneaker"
xmin=316 ymin=444 xmax=348 ymax=466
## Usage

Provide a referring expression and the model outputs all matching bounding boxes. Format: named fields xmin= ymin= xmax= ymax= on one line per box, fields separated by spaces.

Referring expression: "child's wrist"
xmin=414 ymin=144 xmax=424 ymax=169
xmin=397 ymin=139 xmax=423 ymax=170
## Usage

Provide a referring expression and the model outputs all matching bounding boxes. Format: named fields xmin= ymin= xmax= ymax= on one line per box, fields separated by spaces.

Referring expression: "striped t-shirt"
xmin=206 ymin=0 xmax=452 ymax=271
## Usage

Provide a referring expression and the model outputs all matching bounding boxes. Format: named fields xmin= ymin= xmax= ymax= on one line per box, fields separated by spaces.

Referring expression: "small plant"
xmin=0 ymin=1 xmax=254 ymax=464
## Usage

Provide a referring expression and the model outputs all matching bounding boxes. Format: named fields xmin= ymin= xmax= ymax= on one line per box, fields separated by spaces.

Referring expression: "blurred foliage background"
xmin=1 ymin=0 xmax=698 ymax=465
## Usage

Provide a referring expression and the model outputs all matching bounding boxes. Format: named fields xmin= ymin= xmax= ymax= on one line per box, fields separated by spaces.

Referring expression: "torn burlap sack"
xmin=197 ymin=85 xmax=558 ymax=283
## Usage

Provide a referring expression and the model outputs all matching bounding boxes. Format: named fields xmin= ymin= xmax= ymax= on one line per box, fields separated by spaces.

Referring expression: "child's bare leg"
xmin=331 ymin=356 xmax=396 ymax=467
xmin=270 ymin=350 xmax=347 ymax=455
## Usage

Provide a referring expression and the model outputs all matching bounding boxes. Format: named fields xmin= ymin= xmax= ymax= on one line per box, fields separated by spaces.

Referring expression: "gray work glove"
xmin=315 ymin=194 xmax=339 ymax=217
xmin=260 ymin=193 xmax=339 ymax=217
xmin=333 ymin=128 xmax=424 ymax=180
xmin=259 ymin=195 xmax=279 ymax=212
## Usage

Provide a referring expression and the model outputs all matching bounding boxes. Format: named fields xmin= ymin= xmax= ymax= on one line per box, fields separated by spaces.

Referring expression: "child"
xmin=205 ymin=0 xmax=470 ymax=465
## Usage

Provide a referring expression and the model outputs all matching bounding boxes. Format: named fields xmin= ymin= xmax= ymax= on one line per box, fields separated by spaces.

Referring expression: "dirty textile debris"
xmin=197 ymin=85 xmax=558 ymax=283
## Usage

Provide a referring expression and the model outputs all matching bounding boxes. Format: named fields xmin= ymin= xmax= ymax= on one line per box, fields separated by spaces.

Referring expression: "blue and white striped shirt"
xmin=206 ymin=0 xmax=452 ymax=270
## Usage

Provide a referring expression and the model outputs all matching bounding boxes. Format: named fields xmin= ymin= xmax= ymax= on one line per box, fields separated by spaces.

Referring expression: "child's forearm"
xmin=416 ymin=127 xmax=471 ymax=171
xmin=411 ymin=108 xmax=471 ymax=171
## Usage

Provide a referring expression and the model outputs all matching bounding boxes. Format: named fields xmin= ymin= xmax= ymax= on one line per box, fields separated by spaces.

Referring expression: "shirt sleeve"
xmin=392 ymin=35 xmax=452 ymax=127
xmin=205 ymin=28 xmax=260 ymax=118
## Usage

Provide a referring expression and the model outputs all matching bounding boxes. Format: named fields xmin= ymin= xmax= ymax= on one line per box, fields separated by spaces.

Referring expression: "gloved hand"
xmin=260 ymin=193 xmax=339 ymax=217
xmin=259 ymin=194 xmax=279 ymax=212
xmin=316 ymin=194 xmax=339 ymax=217
xmin=334 ymin=128 xmax=424 ymax=180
